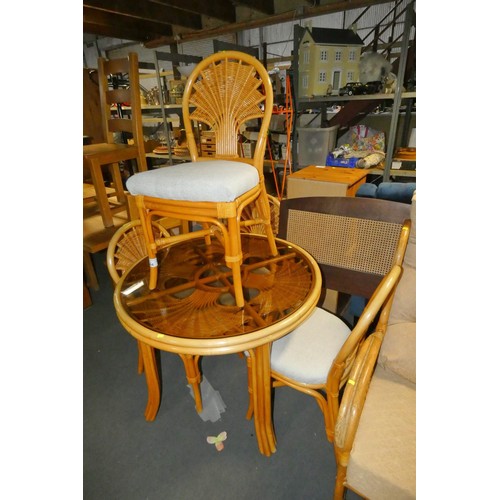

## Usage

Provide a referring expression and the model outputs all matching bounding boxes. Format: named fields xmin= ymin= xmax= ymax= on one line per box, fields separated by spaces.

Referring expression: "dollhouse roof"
xmin=303 ymin=27 xmax=364 ymax=46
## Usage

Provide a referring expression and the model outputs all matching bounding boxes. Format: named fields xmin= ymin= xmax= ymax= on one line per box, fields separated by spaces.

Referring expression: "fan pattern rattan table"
xmin=113 ymin=233 xmax=321 ymax=456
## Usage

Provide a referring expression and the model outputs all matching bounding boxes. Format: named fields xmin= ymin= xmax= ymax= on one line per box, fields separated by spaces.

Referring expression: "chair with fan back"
xmin=125 ymin=51 xmax=278 ymax=307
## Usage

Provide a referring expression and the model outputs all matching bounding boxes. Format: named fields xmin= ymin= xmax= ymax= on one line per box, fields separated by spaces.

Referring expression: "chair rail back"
xmin=98 ymin=52 xmax=145 ymax=158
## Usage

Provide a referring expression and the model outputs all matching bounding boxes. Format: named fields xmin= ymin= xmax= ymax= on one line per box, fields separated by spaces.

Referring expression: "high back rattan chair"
xmin=106 ymin=219 xmax=204 ymax=413
xmin=125 ymin=51 xmax=278 ymax=307
xmin=245 ymin=196 xmax=411 ymax=443
xmin=83 ymin=52 xmax=147 ymax=228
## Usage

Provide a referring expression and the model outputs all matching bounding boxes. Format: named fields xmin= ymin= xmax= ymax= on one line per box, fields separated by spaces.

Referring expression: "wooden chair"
xmin=83 ymin=52 xmax=147 ymax=229
xmin=125 ymin=51 xmax=278 ymax=307
xmin=245 ymin=196 xmax=411 ymax=443
xmin=106 ymin=219 xmax=204 ymax=413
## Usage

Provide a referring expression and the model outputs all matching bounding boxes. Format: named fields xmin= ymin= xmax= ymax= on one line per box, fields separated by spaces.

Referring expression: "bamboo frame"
xmin=333 ymin=333 xmax=384 ymax=499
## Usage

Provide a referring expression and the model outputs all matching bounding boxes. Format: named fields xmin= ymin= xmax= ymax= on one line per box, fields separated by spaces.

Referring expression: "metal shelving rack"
xmin=291 ymin=2 xmax=415 ymax=182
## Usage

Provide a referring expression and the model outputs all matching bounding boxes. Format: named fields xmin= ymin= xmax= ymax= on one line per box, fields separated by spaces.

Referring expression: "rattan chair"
xmin=245 ymin=196 xmax=411 ymax=443
xmin=106 ymin=219 xmax=204 ymax=413
xmin=247 ymin=264 xmax=402 ymax=443
xmin=333 ymin=331 xmax=385 ymax=499
xmin=240 ymin=194 xmax=280 ymax=236
xmin=83 ymin=52 xmax=147 ymax=228
xmin=125 ymin=51 xmax=278 ymax=307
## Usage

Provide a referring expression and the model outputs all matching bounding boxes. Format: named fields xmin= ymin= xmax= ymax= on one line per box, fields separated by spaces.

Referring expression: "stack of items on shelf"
xmin=326 ymin=124 xmax=385 ymax=169
xmin=200 ymin=130 xmax=216 ymax=157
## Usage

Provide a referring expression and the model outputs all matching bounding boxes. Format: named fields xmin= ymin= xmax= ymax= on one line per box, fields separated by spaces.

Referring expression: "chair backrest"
xmin=240 ymin=194 xmax=280 ymax=236
xmin=106 ymin=220 xmax=171 ymax=285
xmin=181 ymin=50 xmax=274 ymax=174
xmin=98 ymin=52 xmax=145 ymax=157
xmin=278 ymin=196 xmax=411 ymax=299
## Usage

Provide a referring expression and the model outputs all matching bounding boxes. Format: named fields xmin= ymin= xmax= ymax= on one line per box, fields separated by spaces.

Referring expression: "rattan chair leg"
xmin=333 ymin=465 xmax=347 ymax=500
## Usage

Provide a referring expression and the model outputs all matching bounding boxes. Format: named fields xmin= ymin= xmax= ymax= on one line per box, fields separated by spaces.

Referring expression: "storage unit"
xmin=296 ymin=125 xmax=339 ymax=169
xmin=200 ymin=130 xmax=216 ymax=156
xmin=291 ymin=2 xmax=416 ymax=181
xmin=286 ymin=165 xmax=369 ymax=199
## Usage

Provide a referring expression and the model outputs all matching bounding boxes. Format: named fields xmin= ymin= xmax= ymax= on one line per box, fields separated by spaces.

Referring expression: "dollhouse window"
xmin=302 ymin=74 xmax=309 ymax=89
xmin=303 ymin=50 xmax=310 ymax=64
xmin=320 ymin=50 xmax=327 ymax=61
xmin=348 ymin=50 xmax=356 ymax=61
xmin=319 ymin=71 xmax=326 ymax=82
xmin=347 ymin=72 xmax=354 ymax=82
xmin=335 ymin=50 xmax=342 ymax=61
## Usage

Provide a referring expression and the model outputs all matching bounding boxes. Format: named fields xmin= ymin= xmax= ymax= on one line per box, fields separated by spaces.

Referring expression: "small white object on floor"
xmin=188 ymin=377 xmax=227 ymax=422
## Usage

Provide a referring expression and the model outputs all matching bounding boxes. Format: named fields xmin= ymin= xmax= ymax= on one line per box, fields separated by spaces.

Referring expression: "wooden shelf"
xmin=139 ymin=70 xmax=174 ymax=79
xmin=370 ymin=168 xmax=416 ymax=178
xmin=297 ymin=91 xmax=416 ymax=105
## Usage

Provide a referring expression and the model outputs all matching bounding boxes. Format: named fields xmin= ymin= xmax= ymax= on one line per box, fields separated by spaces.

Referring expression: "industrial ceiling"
xmin=83 ymin=0 xmax=395 ymax=47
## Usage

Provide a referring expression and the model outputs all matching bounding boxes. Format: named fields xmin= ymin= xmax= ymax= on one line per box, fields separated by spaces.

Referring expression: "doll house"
xmin=298 ymin=27 xmax=364 ymax=97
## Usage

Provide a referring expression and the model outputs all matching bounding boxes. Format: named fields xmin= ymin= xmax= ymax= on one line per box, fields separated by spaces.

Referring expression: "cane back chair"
xmin=106 ymin=219 xmax=204 ymax=413
xmin=125 ymin=51 xmax=278 ymax=307
xmin=83 ymin=52 xmax=147 ymax=228
xmin=246 ymin=196 xmax=411 ymax=443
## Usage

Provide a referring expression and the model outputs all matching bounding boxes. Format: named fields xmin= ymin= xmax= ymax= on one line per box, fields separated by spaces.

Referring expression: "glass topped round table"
xmin=113 ymin=233 xmax=321 ymax=456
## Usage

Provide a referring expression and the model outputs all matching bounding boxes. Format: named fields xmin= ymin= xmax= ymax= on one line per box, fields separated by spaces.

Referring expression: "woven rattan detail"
xmin=287 ymin=210 xmax=402 ymax=275
xmin=189 ymin=60 xmax=265 ymax=157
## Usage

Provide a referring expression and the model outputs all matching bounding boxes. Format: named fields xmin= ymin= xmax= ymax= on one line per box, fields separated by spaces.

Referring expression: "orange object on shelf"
xmin=267 ymin=74 xmax=294 ymax=200
xmin=394 ymin=147 xmax=416 ymax=161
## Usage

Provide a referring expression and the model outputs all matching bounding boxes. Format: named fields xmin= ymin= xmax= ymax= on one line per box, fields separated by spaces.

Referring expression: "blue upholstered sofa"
xmin=355 ymin=181 xmax=416 ymax=204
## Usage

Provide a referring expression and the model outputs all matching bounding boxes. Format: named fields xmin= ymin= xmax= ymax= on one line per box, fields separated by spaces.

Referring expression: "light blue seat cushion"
xmin=271 ymin=307 xmax=351 ymax=384
xmin=126 ymin=161 xmax=259 ymax=202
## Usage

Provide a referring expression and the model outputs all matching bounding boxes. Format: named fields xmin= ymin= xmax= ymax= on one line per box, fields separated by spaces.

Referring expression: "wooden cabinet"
xmin=286 ymin=166 xmax=369 ymax=199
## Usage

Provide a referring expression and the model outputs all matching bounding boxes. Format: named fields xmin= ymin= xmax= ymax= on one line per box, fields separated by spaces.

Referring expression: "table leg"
xmin=250 ymin=344 xmax=276 ymax=457
xmin=179 ymin=354 xmax=203 ymax=413
xmin=137 ymin=340 xmax=161 ymax=421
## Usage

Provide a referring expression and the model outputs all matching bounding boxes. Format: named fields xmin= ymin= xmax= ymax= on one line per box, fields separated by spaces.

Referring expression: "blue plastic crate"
xmin=325 ymin=154 xmax=358 ymax=168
